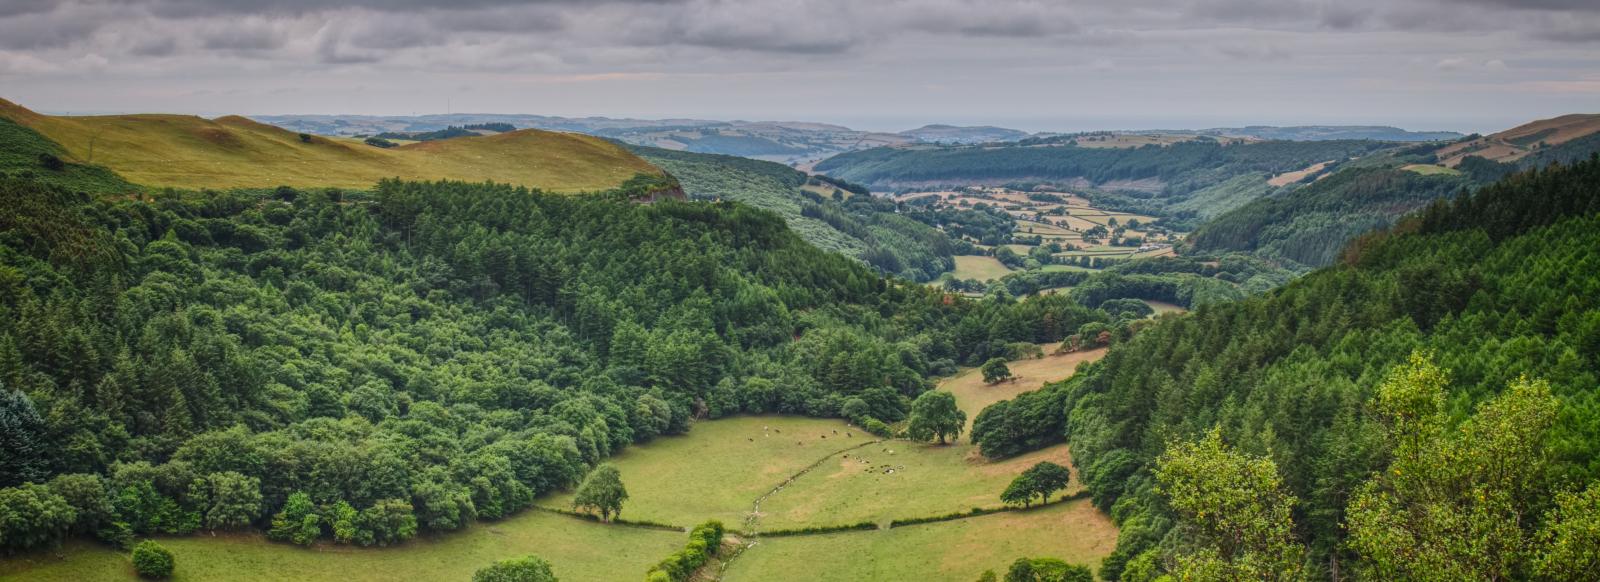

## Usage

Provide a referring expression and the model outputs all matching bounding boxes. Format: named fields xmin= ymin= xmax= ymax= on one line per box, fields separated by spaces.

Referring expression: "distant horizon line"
xmin=29 ymin=107 xmax=1500 ymax=136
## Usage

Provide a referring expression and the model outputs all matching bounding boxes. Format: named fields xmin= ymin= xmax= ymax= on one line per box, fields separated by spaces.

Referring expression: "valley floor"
xmin=0 ymin=347 xmax=1114 ymax=582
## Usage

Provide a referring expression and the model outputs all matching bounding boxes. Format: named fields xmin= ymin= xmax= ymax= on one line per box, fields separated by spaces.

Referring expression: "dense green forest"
xmin=0 ymin=159 xmax=1152 ymax=553
xmin=626 ymin=144 xmax=958 ymax=281
xmin=372 ymin=123 xmax=517 ymax=142
xmin=1184 ymin=167 xmax=1467 ymax=268
xmin=971 ymin=155 xmax=1600 ymax=579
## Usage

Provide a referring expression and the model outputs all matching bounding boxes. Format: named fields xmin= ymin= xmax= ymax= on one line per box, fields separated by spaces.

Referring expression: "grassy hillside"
xmin=0 ymin=98 xmax=660 ymax=192
xmin=1436 ymin=113 xmax=1600 ymax=167
xmin=0 ymin=512 xmax=681 ymax=582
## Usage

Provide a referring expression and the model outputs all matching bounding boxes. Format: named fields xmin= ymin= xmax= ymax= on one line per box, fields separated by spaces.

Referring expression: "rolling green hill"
xmin=1187 ymin=118 xmax=1600 ymax=269
xmin=1184 ymin=166 xmax=1468 ymax=268
xmin=627 ymin=144 xmax=957 ymax=281
xmin=0 ymin=98 xmax=661 ymax=192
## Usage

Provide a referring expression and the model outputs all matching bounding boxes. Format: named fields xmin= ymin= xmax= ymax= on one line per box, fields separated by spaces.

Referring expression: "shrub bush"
xmin=760 ymin=521 xmax=877 ymax=536
xmin=131 ymin=540 xmax=174 ymax=579
xmin=645 ymin=520 xmax=725 ymax=581
xmin=36 ymin=153 xmax=65 ymax=171
xmin=861 ymin=417 xmax=893 ymax=438
xmin=471 ymin=555 xmax=557 ymax=582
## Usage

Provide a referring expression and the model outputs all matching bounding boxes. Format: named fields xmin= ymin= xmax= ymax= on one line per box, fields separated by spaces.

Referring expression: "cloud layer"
xmin=1 ymin=0 xmax=1597 ymax=131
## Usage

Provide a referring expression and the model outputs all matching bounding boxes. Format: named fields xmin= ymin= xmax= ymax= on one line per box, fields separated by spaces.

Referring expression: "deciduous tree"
xmin=906 ymin=391 xmax=966 ymax=444
xmin=980 ymin=358 xmax=1012 ymax=384
xmin=572 ymin=464 xmax=628 ymax=522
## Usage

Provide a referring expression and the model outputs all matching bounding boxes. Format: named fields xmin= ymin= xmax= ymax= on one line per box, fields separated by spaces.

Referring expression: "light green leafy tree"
xmin=268 ymin=491 xmax=319 ymax=545
xmin=131 ymin=539 xmax=174 ymax=579
xmin=192 ymin=471 xmax=262 ymax=531
xmin=1155 ymin=428 xmax=1305 ymax=581
xmin=1534 ymin=483 xmax=1600 ymax=579
xmin=1346 ymin=353 xmax=1559 ymax=581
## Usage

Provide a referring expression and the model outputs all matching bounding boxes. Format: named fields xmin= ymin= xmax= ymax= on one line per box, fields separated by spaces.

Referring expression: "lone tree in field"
xmin=1001 ymin=461 xmax=1073 ymax=508
xmin=981 ymin=358 xmax=1012 ymax=384
xmin=472 ymin=555 xmax=558 ymax=582
xmin=573 ymin=464 xmax=628 ymax=522
xmin=131 ymin=540 xmax=174 ymax=579
xmin=907 ymin=391 xmax=966 ymax=444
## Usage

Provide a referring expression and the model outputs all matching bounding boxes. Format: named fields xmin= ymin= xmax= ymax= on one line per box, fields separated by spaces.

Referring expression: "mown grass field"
xmin=756 ymin=440 xmax=1079 ymax=529
xmin=1401 ymin=163 xmax=1463 ymax=176
xmin=941 ymin=347 xmax=1106 ymax=432
xmin=0 ymin=98 xmax=659 ymax=192
xmin=725 ymin=499 xmax=1117 ymax=581
xmin=1143 ymin=299 xmax=1187 ymax=315
xmin=539 ymin=416 xmax=873 ymax=527
xmin=950 ymin=255 xmax=1015 ymax=281
xmin=758 ymin=347 xmax=1107 ymax=529
xmin=0 ymin=509 xmax=681 ymax=582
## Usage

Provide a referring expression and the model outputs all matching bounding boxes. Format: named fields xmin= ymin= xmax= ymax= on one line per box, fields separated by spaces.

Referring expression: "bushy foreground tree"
xmin=1155 ymin=428 xmax=1304 ymax=581
xmin=1346 ymin=354 xmax=1564 ymax=581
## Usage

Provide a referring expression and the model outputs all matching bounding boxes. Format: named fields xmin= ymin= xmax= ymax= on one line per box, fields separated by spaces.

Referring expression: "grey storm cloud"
xmin=0 ymin=0 xmax=1596 ymax=132
xmin=1459 ymin=0 xmax=1600 ymax=11
xmin=3 ymin=0 xmax=1597 ymax=59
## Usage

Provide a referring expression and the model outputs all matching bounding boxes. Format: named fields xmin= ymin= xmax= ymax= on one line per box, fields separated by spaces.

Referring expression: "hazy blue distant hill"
xmin=254 ymin=113 xmax=912 ymax=165
xmin=897 ymin=124 xmax=1031 ymax=144
xmin=1199 ymin=125 xmax=1463 ymax=142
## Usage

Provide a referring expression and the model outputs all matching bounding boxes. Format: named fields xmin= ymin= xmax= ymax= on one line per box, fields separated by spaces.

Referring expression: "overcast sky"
xmin=1 ymin=0 xmax=1596 ymax=133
